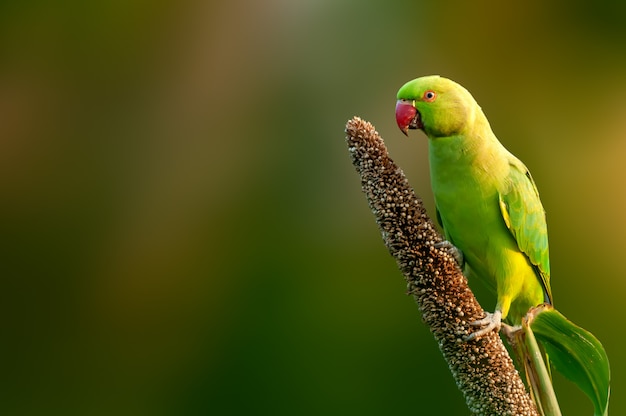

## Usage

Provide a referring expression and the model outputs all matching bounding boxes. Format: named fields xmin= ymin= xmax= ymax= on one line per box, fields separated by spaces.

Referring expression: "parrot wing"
xmin=498 ymin=159 xmax=552 ymax=304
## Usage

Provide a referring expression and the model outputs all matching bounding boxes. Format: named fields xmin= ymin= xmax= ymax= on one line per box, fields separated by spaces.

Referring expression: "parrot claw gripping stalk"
xmin=466 ymin=310 xmax=503 ymax=341
xmin=434 ymin=240 xmax=464 ymax=268
xmin=500 ymin=322 xmax=522 ymax=343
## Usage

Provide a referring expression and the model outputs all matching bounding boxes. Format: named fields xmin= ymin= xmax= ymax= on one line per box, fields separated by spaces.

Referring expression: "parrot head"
xmin=395 ymin=75 xmax=476 ymax=138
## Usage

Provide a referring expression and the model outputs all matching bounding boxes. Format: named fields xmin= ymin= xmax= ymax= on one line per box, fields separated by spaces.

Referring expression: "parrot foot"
xmin=434 ymin=240 xmax=464 ymax=267
xmin=465 ymin=310 xmax=502 ymax=341
xmin=501 ymin=323 xmax=522 ymax=345
xmin=500 ymin=323 xmax=521 ymax=338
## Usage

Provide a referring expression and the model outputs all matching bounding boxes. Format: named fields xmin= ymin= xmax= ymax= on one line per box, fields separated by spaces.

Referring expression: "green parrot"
xmin=393 ymin=75 xmax=610 ymax=414
xmin=395 ymin=75 xmax=552 ymax=339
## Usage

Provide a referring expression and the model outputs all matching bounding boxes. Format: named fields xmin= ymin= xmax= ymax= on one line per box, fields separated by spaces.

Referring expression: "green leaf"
xmin=531 ymin=307 xmax=610 ymax=416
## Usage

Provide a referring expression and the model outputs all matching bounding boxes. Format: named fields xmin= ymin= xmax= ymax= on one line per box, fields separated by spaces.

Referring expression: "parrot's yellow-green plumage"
xmin=395 ymin=75 xmax=552 ymax=337
xmin=394 ymin=76 xmax=610 ymax=414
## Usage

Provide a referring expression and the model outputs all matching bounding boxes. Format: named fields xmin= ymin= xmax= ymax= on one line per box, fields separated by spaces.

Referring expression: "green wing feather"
xmin=498 ymin=159 xmax=552 ymax=303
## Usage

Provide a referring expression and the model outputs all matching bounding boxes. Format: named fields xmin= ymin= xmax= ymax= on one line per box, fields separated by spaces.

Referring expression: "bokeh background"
xmin=2 ymin=1 xmax=625 ymax=414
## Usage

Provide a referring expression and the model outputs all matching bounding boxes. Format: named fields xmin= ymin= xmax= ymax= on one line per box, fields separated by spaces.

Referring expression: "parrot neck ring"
xmin=395 ymin=99 xmax=423 ymax=136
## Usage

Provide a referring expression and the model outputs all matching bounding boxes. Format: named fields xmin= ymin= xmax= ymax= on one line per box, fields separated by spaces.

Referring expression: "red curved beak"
xmin=395 ymin=100 xmax=418 ymax=136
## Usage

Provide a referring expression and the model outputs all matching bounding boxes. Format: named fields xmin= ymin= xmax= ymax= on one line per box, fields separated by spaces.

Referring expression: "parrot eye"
xmin=423 ymin=90 xmax=437 ymax=102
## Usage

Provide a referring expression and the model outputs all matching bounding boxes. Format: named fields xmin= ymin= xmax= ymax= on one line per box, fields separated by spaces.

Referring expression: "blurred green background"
xmin=2 ymin=1 xmax=625 ymax=414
